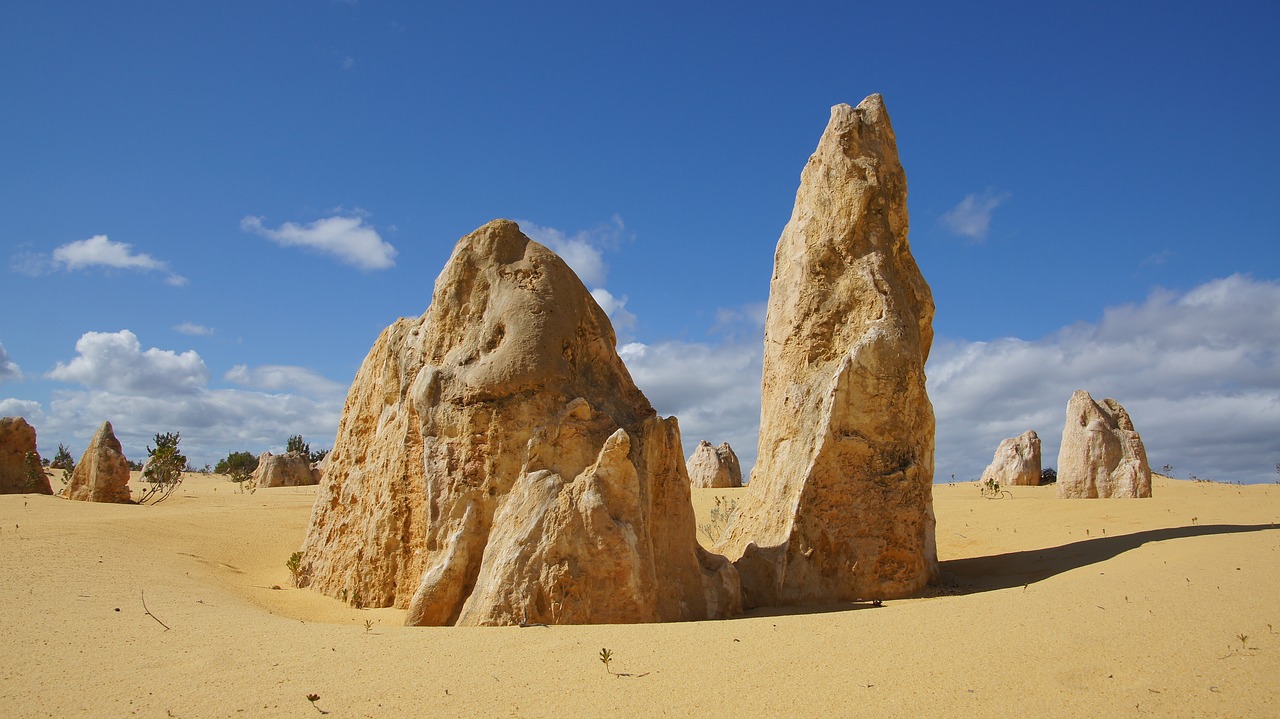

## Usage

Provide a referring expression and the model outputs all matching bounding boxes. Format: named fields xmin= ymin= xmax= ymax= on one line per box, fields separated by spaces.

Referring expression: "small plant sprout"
xmin=599 ymin=647 xmax=613 ymax=674
xmin=1237 ymin=633 xmax=1249 ymax=650
xmin=305 ymin=694 xmax=327 ymax=714
xmin=364 ymin=619 xmax=374 ymax=634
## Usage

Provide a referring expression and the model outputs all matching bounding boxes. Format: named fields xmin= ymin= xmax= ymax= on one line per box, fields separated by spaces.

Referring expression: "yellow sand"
xmin=1 ymin=473 xmax=1276 ymax=718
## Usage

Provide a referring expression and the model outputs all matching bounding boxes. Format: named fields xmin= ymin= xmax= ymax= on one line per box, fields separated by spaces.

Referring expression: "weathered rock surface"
xmin=299 ymin=219 xmax=740 ymax=625
xmin=686 ymin=440 xmax=743 ymax=488
xmin=0 ymin=416 xmax=51 ymax=495
xmin=980 ymin=430 xmax=1042 ymax=487
xmin=252 ymin=451 xmax=320 ymax=488
xmin=716 ymin=95 xmax=938 ymax=608
xmin=1057 ymin=390 xmax=1152 ymax=498
xmin=66 ymin=421 xmax=132 ymax=503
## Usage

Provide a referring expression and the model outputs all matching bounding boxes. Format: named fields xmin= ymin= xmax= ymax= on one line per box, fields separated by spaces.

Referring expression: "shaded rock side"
xmin=299 ymin=219 xmax=740 ymax=625
xmin=66 ymin=421 xmax=132 ymax=503
xmin=980 ymin=430 xmax=1042 ymax=487
xmin=1057 ymin=390 xmax=1152 ymax=498
xmin=686 ymin=440 xmax=743 ymax=488
xmin=716 ymin=95 xmax=938 ymax=608
xmin=0 ymin=416 xmax=51 ymax=495
xmin=253 ymin=452 xmax=320 ymax=488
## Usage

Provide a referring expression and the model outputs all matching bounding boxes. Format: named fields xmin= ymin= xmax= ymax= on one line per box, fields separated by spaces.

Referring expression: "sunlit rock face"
xmin=716 ymin=95 xmax=939 ymax=608
xmin=300 ymin=220 xmax=740 ymax=625
xmin=1057 ymin=391 xmax=1152 ymax=499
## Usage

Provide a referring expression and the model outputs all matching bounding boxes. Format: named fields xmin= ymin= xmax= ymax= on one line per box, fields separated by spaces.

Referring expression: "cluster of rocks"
xmin=252 ymin=451 xmax=322 ymax=488
xmin=977 ymin=390 xmax=1152 ymax=499
xmin=298 ymin=93 xmax=941 ymax=624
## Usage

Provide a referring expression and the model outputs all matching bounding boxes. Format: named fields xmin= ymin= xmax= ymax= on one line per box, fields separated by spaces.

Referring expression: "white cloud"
xmin=517 ymin=216 xmax=626 ymax=288
xmin=173 ymin=322 xmax=214 ymax=337
xmin=342 ymin=56 xmax=355 ymax=70
xmin=225 ymin=364 xmax=346 ymax=396
xmin=0 ymin=398 xmax=41 ymax=417
xmin=38 ymin=235 xmax=187 ymax=285
xmin=46 ymin=330 xmax=209 ymax=395
xmin=929 ymin=274 xmax=1280 ymax=484
xmin=940 ymin=189 xmax=1010 ymax=241
xmin=26 ymin=331 xmax=346 ymax=466
xmin=0 ymin=343 xmax=22 ymax=383
xmin=620 ymin=339 xmax=764 ymax=475
xmin=241 ymin=214 xmax=397 ymax=270
xmin=590 ymin=288 xmax=637 ymax=337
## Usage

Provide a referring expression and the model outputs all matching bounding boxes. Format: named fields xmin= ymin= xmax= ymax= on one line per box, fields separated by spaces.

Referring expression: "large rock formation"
xmin=686 ymin=440 xmax=743 ymax=488
xmin=0 ymin=416 xmax=51 ymax=495
xmin=980 ymin=430 xmax=1042 ymax=487
xmin=299 ymin=220 xmax=740 ymax=625
xmin=716 ymin=95 xmax=938 ymax=608
xmin=252 ymin=451 xmax=320 ymax=488
xmin=1057 ymin=391 xmax=1152 ymax=498
xmin=66 ymin=421 xmax=132 ymax=503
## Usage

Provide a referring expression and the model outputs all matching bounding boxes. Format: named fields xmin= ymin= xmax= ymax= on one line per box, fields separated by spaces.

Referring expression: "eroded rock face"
xmin=0 ymin=416 xmax=51 ymax=495
xmin=980 ymin=430 xmax=1042 ymax=487
xmin=300 ymin=219 xmax=740 ymax=625
xmin=1057 ymin=390 xmax=1152 ymax=498
xmin=252 ymin=452 xmax=319 ymax=488
xmin=66 ymin=421 xmax=132 ymax=503
xmin=686 ymin=441 xmax=743 ymax=489
xmin=716 ymin=95 xmax=938 ymax=608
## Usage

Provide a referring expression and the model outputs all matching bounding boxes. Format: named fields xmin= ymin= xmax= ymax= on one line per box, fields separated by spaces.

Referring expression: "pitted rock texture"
xmin=299 ymin=220 xmax=740 ymax=625
xmin=1057 ymin=391 xmax=1152 ymax=498
xmin=716 ymin=95 xmax=938 ymax=608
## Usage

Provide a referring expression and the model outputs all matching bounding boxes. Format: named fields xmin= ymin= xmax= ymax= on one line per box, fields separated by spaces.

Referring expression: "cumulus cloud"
xmin=929 ymin=274 xmax=1280 ymax=484
xmin=29 ymin=331 xmax=346 ymax=466
xmin=173 ymin=322 xmax=214 ymax=336
xmin=517 ymin=216 xmax=626 ymax=288
xmin=225 ymin=364 xmax=346 ymax=396
xmin=0 ymin=343 xmax=22 ymax=383
xmin=15 ymin=235 xmax=188 ymax=285
xmin=940 ymin=189 xmax=1011 ymax=241
xmin=620 ymin=339 xmax=764 ymax=475
xmin=241 ymin=214 xmax=397 ymax=270
xmin=590 ymin=288 xmax=637 ymax=336
xmin=47 ymin=330 xmax=208 ymax=395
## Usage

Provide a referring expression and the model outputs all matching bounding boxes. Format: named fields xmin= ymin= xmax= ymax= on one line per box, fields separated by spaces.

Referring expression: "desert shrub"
xmin=286 ymin=434 xmax=310 ymax=456
xmin=50 ymin=443 xmax=75 ymax=470
xmin=1041 ymin=467 xmax=1057 ymax=484
xmin=309 ymin=448 xmax=329 ymax=464
xmin=138 ymin=432 xmax=186 ymax=504
xmin=215 ymin=451 xmax=259 ymax=483
xmin=23 ymin=452 xmax=46 ymax=492
xmin=127 ymin=459 xmax=144 ymax=471
xmin=698 ymin=496 xmax=738 ymax=542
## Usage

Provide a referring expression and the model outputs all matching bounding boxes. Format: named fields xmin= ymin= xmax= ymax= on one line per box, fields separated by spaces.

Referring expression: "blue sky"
xmin=2 ymin=2 xmax=1278 ymax=483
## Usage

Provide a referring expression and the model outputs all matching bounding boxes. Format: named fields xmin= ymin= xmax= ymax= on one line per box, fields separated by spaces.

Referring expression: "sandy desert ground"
xmin=1 ymin=472 xmax=1276 ymax=718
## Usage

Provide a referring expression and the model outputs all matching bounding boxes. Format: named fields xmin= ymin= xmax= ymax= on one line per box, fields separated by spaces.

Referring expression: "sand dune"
xmin=1 ymin=473 xmax=1276 ymax=717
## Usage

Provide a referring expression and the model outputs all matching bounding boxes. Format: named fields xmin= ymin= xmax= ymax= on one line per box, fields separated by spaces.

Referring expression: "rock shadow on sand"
xmin=940 ymin=523 xmax=1277 ymax=594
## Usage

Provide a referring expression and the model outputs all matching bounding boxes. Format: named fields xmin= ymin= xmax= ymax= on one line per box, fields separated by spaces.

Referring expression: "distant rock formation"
xmin=310 ymin=452 xmax=330 ymax=483
xmin=0 ymin=416 xmax=51 ymax=495
xmin=66 ymin=421 xmax=132 ymax=503
xmin=980 ymin=430 xmax=1042 ymax=487
xmin=686 ymin=441 xmax=743 ymax=488
xmin=299 ymin=220 xmax=740 ymax=625
xmin=1057 ymin=390 xmax=1152 ymax=498
xmin=252 ymin=451 xmax=319 ymax=488
xmin=716 ymin=95 xmax=938 ymax=608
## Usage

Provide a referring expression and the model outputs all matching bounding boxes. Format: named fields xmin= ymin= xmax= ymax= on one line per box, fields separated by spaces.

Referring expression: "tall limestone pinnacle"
xmin=299 ymin=219 xmax=740 ymax=625
xmin=716 ymin=94 xmax=939 ymax=607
